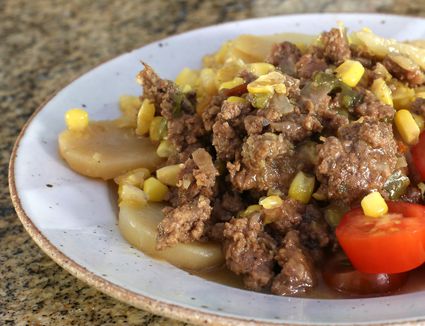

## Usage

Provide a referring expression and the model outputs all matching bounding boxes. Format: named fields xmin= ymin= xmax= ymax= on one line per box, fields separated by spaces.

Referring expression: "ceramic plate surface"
xmin=9 ymin=13 xmax=425 ymax=326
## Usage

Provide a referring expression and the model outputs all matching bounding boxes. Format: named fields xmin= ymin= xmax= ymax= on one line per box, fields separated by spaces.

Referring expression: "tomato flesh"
xmin=322 ymin=254 xmax=408 ymax=295
xmin=336 ymin=202 xmax=425 ymax=274
xmin=412 ymin=131 xmax=425 ymax=181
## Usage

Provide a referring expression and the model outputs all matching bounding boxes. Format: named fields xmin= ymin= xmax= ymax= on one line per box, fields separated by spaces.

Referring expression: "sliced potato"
xmin=350 ymin=30 xmax=425 ymax=70
xmin=58 ymin=121 xmax=163 ymax=180
xmin=232 ymin=33 xmax=317 ymax=62
xmin=119 ymin=203 xmax=224 ymax=270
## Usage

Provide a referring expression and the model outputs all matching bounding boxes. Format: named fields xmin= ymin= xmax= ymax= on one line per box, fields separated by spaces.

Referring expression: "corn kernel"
xmin=239 ymin=204 xmax=262 ymax=218
xmin=219 ymin=77 xmax=245 ymax=90
xmin=259 ymin=195 xmax=283 ymax=209
xmin=149 ymin=116 xmax=167 ymax=142
xmin=226 ymin=96 xmax=248 ymax=104
xmin=136 ymin=99 xmax=155 ymax=136
xmin=118 ymin=184 xmax=148 ymax=208
xmin=175 ymin=68 xmax=198 ymax=88
xmin=156 ymin=140 xmax=175 ymax=158
xmin=247 ymin=62 xmax=275 ymax=76
xmin=247 ymin=71 xmax=286 ymax=95
xmin=143 ymin=177 xmax=168 ymax=202
xmin=395 ymin=109 xmax=420 ymax=145
xmin=361 ymin=192 xmax=388 ymax=218
xmin=412 ymin=113 xmax=425 ymax=131
xmin=335 ymin=60 xmax=365 ymax=87
xmin=156 ymin=164 xmax=183 ymax=187
xmin=65 ymin=109 xmax=89 ymax=131
xmin=288 ymin=171 xmax=315 ymax=204
xmin=114 ymin=168 xmax=150 ymax=187
xmin=371 ymin=78 xmax=393 ymax=106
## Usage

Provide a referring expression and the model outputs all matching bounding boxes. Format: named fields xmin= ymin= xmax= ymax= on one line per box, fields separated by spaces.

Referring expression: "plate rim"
xmin=8 ymin=12 xmax=425 ymax=326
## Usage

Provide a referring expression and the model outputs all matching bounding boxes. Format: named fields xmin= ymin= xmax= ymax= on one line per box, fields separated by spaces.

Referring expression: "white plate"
xmin=9 ymin=13 xmax=425 ymax=326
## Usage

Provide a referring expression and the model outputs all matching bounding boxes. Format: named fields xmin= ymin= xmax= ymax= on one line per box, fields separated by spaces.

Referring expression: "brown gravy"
xmin=190 ymin=264 xmax=425 ymax=299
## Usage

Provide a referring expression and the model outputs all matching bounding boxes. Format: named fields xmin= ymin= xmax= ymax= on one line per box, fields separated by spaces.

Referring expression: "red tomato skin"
xmin=336 ymin=203 xmax=425 ymax=274
xmin=411 ymin=131 xmax=425 ymax=181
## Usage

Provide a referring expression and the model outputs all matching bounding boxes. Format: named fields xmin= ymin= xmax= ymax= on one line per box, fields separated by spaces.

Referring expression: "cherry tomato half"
xmin=412 ymin=131 xmax=425 ymax=181
xmin=322 ymin=254 xmax=408 ymax=295
xmin=336 ymin=202 xmax=425 ymax=274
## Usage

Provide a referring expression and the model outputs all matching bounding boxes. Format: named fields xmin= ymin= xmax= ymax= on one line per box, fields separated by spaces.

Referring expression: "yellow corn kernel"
xmin=371 ymin=78 xmax=393 ymax=106
xmin=219 ymin=77 xmax=245 ymax=90
xmin=149 ymin=116 xmax=167 ymax=142
xmin=259 ymin=195 xmax=283 ymax=209
xmin=247 ymin=62 xmax=275 ymax=76
xmin=136 ymin=99 xmax=155 ymax=136
xmin=395 ymin=109 xmax=420 ymax=145
xmin=361 ymin=192 xmax=388 ymax=218
xmin=392 ymin=82 xmax=415 ymax=110
xmin=288 ymin=171 xmax=316 ymax=204
xmin=413 ymin=113 xmax=425 ymax=131
xmin=143 ymin=177 xmax=168 ymax=202
xmin=247 ymin=71 xmax=286 ymax=95
xmin=118 ymin=184 xmax=148 ymax=208
xmin=335 ymin=60 xmax=365 ymax=87
xmin=175 ymin=67 xmax=198 ymax=88
xmin=156 ymin=139 xmax=175 ymax=158
xmin=226 ymin=96 xmax=248 ymax=104
xmin=199 ymin=68 xmax=217 ymax=95
xmin=239 ymin=204 xmax=262 ymax=218
xmin=114 ymin=168 xmax=150 ymax=187
xmin=65 ymin=109 xmax=89 ymax=131
xmin=156 ymin=164 xmax=183 ymax=187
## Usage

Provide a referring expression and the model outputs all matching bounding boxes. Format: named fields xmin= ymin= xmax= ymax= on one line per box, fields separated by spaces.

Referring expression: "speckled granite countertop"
xmin=2 ymin=0 xmax=425 ymax=325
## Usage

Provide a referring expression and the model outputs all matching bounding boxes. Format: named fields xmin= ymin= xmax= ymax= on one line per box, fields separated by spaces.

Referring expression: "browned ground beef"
xmin=136 ymin=27 xmax=424 ymax=296
xmin=296 ymin=53 xmax=327 ymax=80
xmin=411 ymin=98 xmax=425 ymax=118
xmin=267 ymin=41 xmax=301 ymax=77
xmin=383 ymin=55 xmax=425 ymax=87
xmin=157 ymin=148 xmax=218 ymax=249
xmin=223 ymin=212 xmax=276 ymax=290
xmin=321 ymin=28 xmax=351 ymax=65
xmin=315 ymin=119 xmax=400 ymax=203
xmin=354 ymin=90 xmax=395 ymax=121
xmin=271 ymin=230 xmax=316 ymax=295
xmin=228 ymin=133 xmax=297 ymax=192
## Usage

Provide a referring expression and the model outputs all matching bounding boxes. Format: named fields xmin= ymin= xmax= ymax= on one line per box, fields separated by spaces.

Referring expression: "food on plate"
xmin=58 ymin=25 xmax=425 ymax=297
